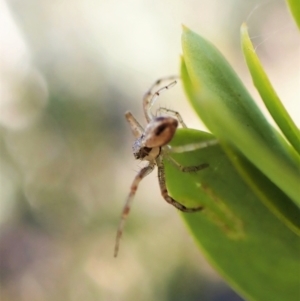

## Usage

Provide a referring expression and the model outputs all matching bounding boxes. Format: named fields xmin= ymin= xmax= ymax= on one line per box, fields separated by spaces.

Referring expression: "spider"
xmin=114 ymin=77 xmax=217 ymax=257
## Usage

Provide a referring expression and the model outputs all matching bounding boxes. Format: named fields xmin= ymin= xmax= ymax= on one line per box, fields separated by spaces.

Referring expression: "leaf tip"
xmin=240 ymin=23 xmax=248 ymax=35
xmin=181 ymin=24 xmax=190 ymax=33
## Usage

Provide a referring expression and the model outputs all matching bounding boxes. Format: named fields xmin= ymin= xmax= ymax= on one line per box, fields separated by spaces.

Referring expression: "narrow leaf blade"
xmin=241 ymin=23 xmax=300 ymax=154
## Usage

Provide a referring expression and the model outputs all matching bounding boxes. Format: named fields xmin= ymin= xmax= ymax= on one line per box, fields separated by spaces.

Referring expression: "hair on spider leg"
xmin=145 ymin=75 xmax=179 ymax=96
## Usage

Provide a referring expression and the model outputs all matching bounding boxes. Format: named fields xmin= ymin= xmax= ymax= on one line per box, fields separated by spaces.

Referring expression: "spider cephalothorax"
xmin=114 ymin=77 xmax=213 ymax=257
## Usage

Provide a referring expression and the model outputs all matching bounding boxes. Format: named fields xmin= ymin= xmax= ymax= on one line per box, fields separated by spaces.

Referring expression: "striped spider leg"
xmin=114 ymin=78 xmax=216 ymax=257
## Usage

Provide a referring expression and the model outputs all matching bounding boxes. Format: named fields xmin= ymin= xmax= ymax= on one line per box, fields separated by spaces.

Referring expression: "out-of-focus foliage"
xmin=286 ymin=0 xmax=300 ymax=29
xmin=0 ymin=0 xmax=298 ymax=301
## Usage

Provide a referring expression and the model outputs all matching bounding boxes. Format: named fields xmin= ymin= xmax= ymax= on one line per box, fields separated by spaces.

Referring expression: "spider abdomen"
xmin=143 ymin=116 xmax=178 ymax=148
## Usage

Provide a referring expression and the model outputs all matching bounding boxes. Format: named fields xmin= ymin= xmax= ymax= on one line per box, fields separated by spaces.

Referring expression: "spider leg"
xmin=160 ymin=140 xmax=217 ymax=172
xmin=125 ymin=111 xmax=144 ymax=138
xmin=146 ymin=76 xmax=179 ymax=97
xmin=156 ymin=157 xmax=203 ymax=212
xmin=157 ymin=107 xmax=187 ymax=128
xmin=167 ymin=139 xmax=219 ymax=154
xmin=114 ymin=162 xmax=156 ymax=257
xmin=143 ymin=77 xmax=179 ymax=122
xmin=166 ymin=156 xmax=209 ymax=172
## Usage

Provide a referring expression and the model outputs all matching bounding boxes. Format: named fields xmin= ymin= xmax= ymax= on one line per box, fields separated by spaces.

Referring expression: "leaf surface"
xmin=166 ymin=128 xmax=300 ymax=301
xmin=181 ymin=26 xmax=300 ymax=208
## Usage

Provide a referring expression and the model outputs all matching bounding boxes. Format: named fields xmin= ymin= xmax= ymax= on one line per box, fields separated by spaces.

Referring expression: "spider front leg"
xmin=125 ymin=111 xmax=144 ymax=138
xmin=143 ymin=77 xmax=178 ymax=122
xmin=114 ymin=162 xmax=155 ymax=257
xmin=156 ymin=157 xmax=203 ymax=212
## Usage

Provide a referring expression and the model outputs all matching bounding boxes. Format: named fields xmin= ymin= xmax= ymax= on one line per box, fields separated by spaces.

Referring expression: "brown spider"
xmin=114 ymin=77 xmax=217 ymax=257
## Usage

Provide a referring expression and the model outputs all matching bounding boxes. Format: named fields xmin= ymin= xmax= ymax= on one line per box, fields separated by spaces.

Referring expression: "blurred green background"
xmin=0 ymin=0 xmax=298 ymax=300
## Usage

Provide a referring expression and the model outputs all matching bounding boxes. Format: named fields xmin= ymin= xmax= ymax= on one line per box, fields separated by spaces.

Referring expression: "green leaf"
xmin=241 ymin=23 xmax=300 ymax=155
xmin=222 ymin=143 xmax=300 ymax=236
xmin=181 ymin=26 xmax=300 ymax=207
xmin=286 ymin=0 xmax=300 ymax=30
xmin=166 ymin=128 xmax=300 ymax=301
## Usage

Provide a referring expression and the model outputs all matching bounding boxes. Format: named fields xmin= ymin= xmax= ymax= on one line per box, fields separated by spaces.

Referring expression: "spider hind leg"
xmin=156 ymin=157 xmax=203 ymax=213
